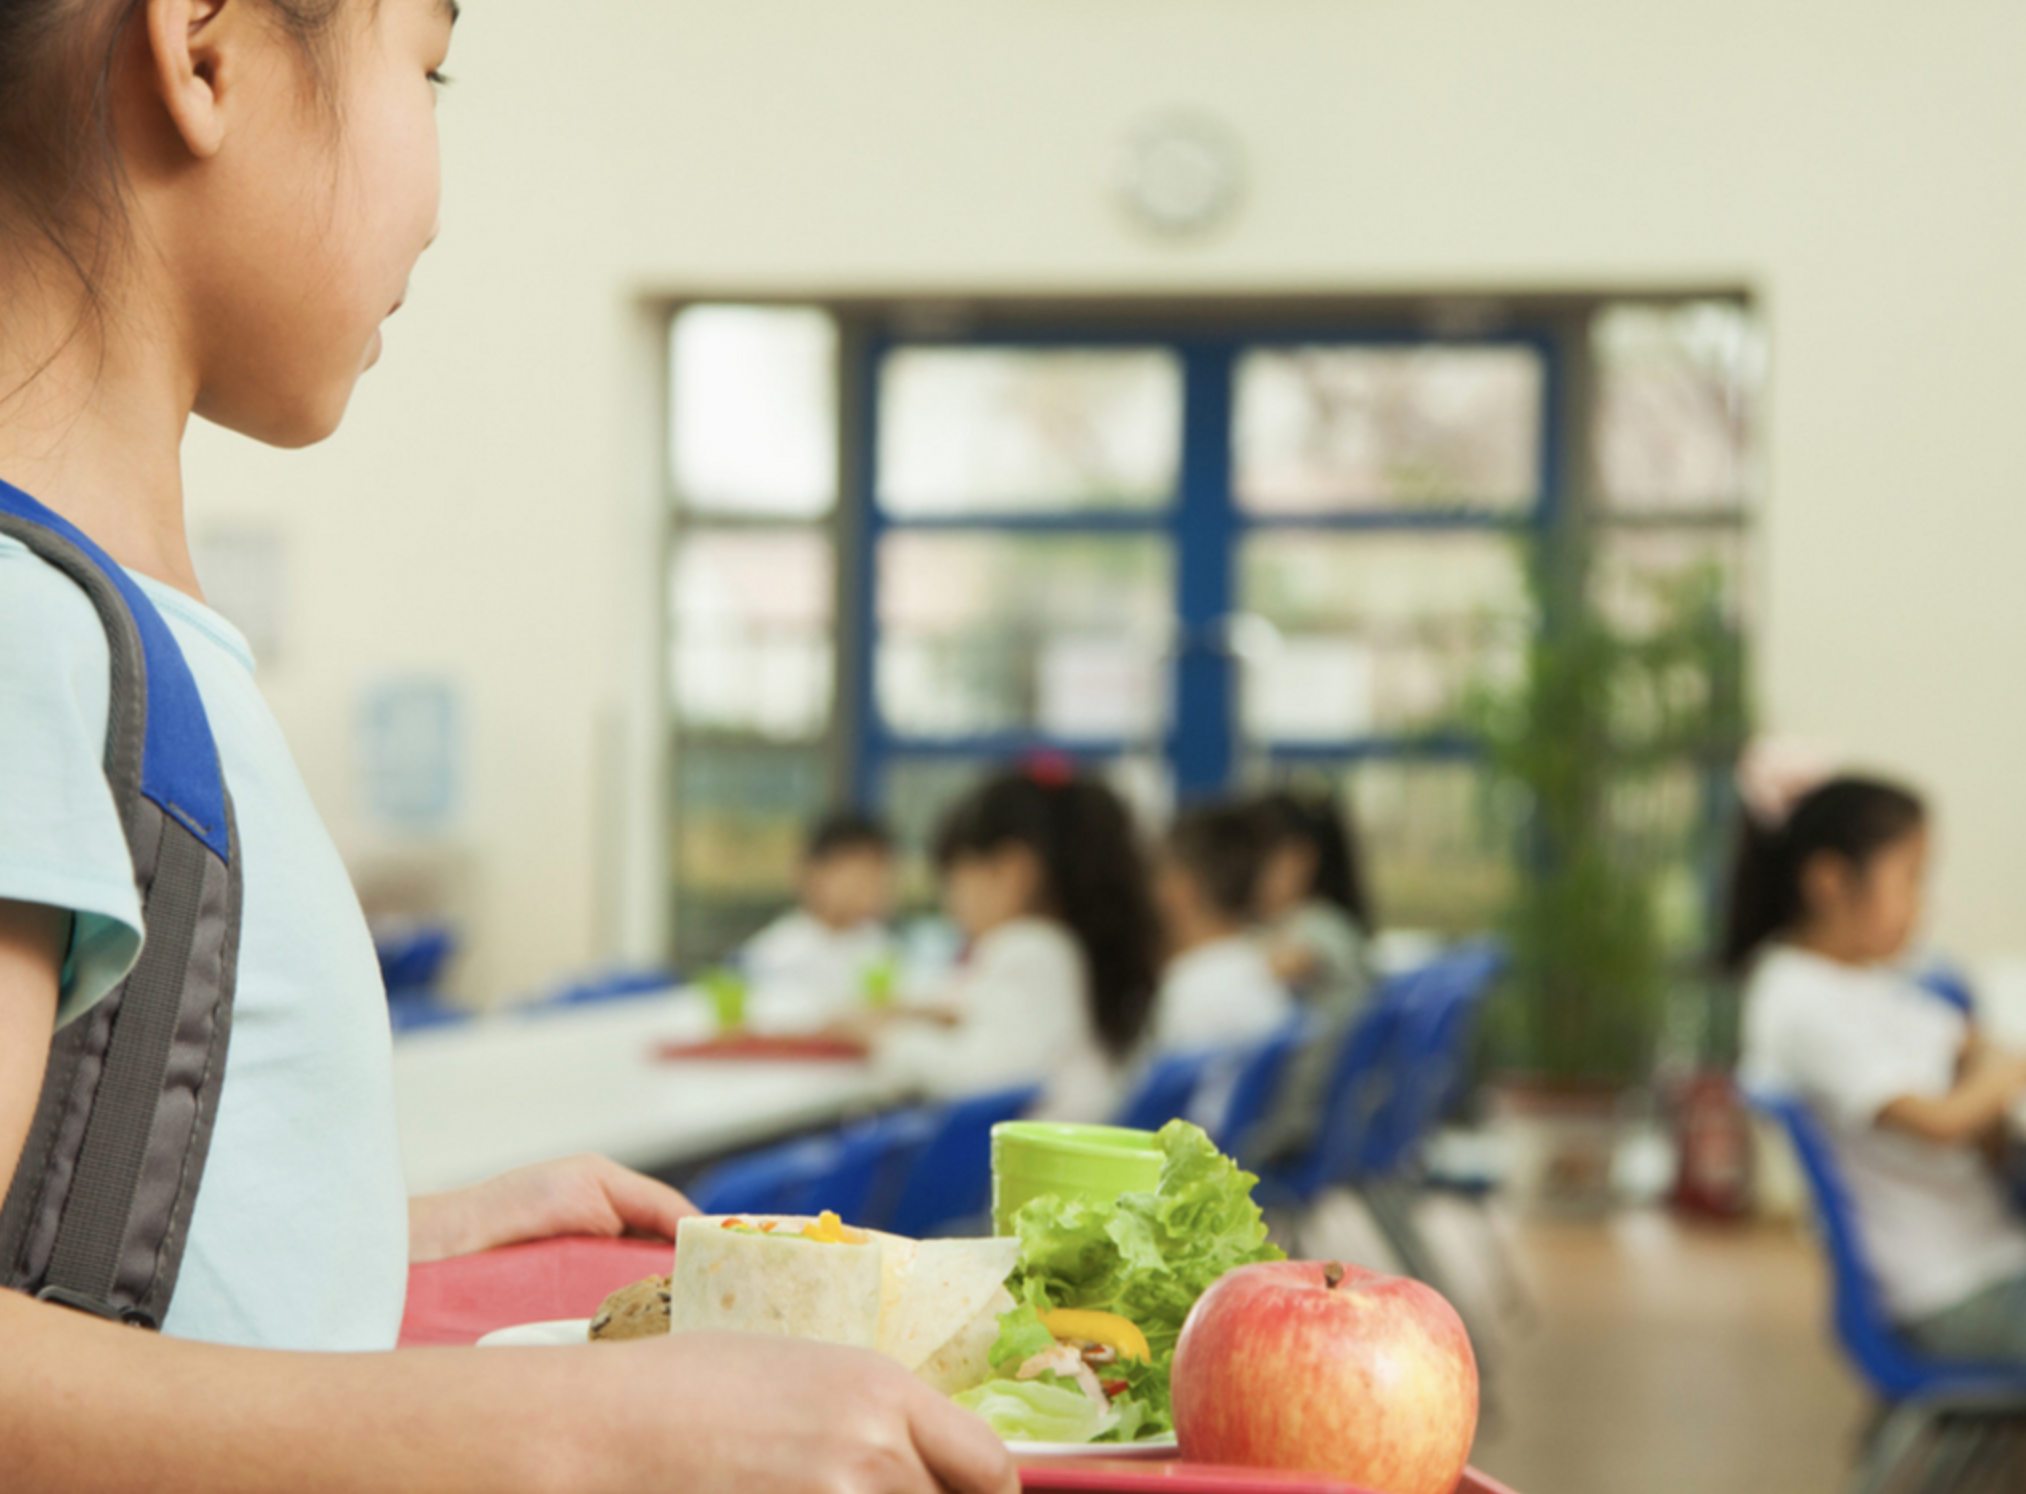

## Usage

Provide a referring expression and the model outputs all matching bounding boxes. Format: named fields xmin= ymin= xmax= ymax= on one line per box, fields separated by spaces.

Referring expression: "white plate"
xmin=475 ymin=1320 xmax=1181 ymax=1458
xmin=478 ymin=1318 xmax=591 ymax=1347
xmin=1007 ymin=1434 xmax=1179 ymax=1459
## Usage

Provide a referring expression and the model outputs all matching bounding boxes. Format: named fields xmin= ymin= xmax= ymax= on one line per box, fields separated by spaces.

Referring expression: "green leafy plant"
xmin=1471 ymin=535 xmax=1746 ymax=1087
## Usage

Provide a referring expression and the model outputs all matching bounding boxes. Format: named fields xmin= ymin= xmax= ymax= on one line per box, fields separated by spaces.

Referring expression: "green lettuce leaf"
xmin=996 ymin=1120 xmax=1283 ymax=1441
xmin=953 ymin=1377 xmax=1113 ymax=1444
xmin=986 ymin=1303 xmax=1058 ymax=1373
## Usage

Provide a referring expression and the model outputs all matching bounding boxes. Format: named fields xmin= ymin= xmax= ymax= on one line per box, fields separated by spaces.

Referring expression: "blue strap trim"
xmin=0 ymin=480 xmax=231 ymax=864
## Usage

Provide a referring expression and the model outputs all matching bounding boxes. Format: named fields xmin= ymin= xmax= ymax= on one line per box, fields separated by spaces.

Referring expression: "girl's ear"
xmin=143 ymin=0 xmax=236 ymax=160
xmin=1796 ymin=849 xmax=1854 ymax=921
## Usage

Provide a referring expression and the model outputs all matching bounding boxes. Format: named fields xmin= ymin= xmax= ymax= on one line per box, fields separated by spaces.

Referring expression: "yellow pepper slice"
xmin=799 ymin=1210 xmax=868 ymax=1244
xmin=1042 ymin=1308 xmax=1151 ymax=1363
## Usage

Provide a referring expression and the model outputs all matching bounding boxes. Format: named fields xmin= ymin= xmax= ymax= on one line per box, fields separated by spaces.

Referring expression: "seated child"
xmin=1733 ymin=772 xmax=2026 ymax=1361
xmin=1243 ymin=789 xmax=1376 ymax=1159
xmin=1149 ymin=804 xmax=1293 ymax=1053
xmin=741 ymin=812 xmax=897 ymax=1028
xmin=1253 ymin=789 xmax=1374 ymax=1021
xmin=872 ymin=765 xmax=1159 ymax=1123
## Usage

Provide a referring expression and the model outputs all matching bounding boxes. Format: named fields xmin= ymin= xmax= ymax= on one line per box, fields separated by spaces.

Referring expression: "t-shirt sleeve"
xmin=0 ymin=538 xmax=143 ymax=1027
xmin=1754 ymin=967 xmax=1959 ymax=1131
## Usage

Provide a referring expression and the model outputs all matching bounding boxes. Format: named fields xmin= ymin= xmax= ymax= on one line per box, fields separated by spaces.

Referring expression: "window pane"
xmin=877 ymin=348 xmax=1181 ymax=515
xmin=670 ymin=305 xmax=837 ymax=517
xmin=1238 ymin=533 xmax=1530 ymax=741
xmin=1235 ymin=345 xmax=1543 ymax=513
xmin=877 ymin=534 xmax=1173 ymax=739
xmin=672 ymin=742 xmax=830 ymax=964
xmin=1593 ymin=301 xmax=1763 ymax=512
xmin=670 ymin=530 xmax=833 ymax=738
xmin=1590 ymin=524 xmax=1750 ymax=637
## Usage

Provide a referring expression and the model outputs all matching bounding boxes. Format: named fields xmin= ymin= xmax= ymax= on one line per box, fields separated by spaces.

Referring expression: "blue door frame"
xmin=847 ymin=325 xmax=1564 ymax=811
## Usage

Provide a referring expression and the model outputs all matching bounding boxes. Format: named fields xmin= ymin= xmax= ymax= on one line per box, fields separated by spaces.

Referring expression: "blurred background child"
xmin=1148 ymin=802 xmax=1292 ymax=1052
xmin=1732 ymin=773 xmax=2026 ymax=1362
xmin=742 ymin=811 xmax=897 ymax=1029
xmin=1253 ymin=789 xmax=1375 ymax=1021
xmin=1241 ymin=789 xmax=1377 ymax=1159
xmin=871 ymin=766 xmax=1159 ymax=1121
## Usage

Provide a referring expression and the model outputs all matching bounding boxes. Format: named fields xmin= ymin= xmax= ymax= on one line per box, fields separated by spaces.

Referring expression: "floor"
xmin=1300 ymin=1198 xmax=1874 ymax=1494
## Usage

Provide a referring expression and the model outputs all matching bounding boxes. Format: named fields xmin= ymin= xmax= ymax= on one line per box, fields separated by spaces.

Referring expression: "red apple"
xmin=1171 ymin=1260 xmax=1478 ymax=1494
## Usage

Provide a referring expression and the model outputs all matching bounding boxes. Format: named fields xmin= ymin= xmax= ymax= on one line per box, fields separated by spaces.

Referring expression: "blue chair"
xmin=1113 ymin=1048 xmax=1223 ymax=1133
xmin=1750 ymin=1089 xmax=2026 ymax=1492
xmin=884 ymin=1084 xmax=1043 ymax=1238
xmin=1214 ymin=1015 xmax=1315 ymax=1160
xmin=539 ymin=966 xmax=679 ymax=1009
xmin=688 ymin=1107 xmax=934 ymax=1221
xmin=1915 ymin=957 xmax=1977 ymax=1018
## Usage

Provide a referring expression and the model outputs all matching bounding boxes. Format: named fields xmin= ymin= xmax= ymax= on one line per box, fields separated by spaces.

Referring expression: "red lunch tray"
xmin=655 ymin=1034 xmax=870 ymax=1062
xmin=401 ymin=1238 xmax=1521 ymax=1494
xmin=1019 ymin=1465 xmax=1520 ymax=1494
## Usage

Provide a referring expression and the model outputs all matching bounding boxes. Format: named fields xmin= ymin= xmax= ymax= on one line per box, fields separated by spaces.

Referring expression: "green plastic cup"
xmin=701 ymin=967 xmax=747 ymax=1032
xmin=991 ymin=1122 xmax=1164 ymax=1235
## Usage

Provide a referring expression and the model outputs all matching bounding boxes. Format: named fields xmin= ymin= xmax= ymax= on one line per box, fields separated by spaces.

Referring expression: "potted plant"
xmin=1469 ymin=532 xmax=1746 ymax=1213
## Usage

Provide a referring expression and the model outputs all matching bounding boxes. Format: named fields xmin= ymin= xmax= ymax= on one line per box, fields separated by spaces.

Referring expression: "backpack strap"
xmin=0 ymin=480 xmax=240 ymax=1331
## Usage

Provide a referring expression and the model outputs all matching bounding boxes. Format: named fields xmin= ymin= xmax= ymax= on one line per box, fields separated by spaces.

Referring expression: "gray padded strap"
xmin=42 ymin=824 xmax=208 ymax=1317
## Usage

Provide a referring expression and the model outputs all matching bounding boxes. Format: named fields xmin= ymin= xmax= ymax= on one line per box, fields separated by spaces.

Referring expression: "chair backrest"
xmin=689 ymin=1107 xmax=929 ymax=1221
xmin=1361 ymin=943 xmax=1503 ymax=1176
xmin=1215 ymin=1015 xmax=1315 ymax=1160
xmin=1273 ymin=976 xmax=1420 ymax=1199
xmin=884 ymin=1084 xmax=1043 ymax=1238
xmin=543 ymin=967 xmax=678 ymax=1008
xmin=1114 ymin=1048 xmax=1222 ymax=1134
xmin=1746 ymin=1088 xmax=2024 ymax=1400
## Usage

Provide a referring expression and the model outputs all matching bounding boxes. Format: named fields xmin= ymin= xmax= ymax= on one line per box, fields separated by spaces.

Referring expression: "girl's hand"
xmin=569 ymin=1332 xmax=1018 ymax=1494
xmin=409 ymin=1154 xmax=698 ymax=1264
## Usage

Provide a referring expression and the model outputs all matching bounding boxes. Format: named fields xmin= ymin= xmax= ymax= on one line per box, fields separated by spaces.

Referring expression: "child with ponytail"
xmin=0 ymin=2 xmax=1011 ymax=1489
xmin=1732 ymin=750 xmax=2026 ymax=1361
xmin=872 ymin=764 xmax=1160 ymax=1122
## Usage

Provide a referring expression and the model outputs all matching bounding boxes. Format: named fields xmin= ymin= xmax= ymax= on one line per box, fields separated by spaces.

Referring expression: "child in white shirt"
xmin=873 ymin=765 xmax=1160 ymax=1122
xmin=1732 ymin=773 xmax=2026 ymax=1360
xmin=741 ymin=812 xmax=897 ymax=1030
xmin=1149 ymin=803 xmax=1293 ymax=1053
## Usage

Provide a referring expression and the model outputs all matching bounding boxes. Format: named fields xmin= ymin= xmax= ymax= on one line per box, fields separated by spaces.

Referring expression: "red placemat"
xmin=399 ymin=1235 xmax=673 ymax=1347
xmin=655 ymin=1034 xmax=870 ymax=1062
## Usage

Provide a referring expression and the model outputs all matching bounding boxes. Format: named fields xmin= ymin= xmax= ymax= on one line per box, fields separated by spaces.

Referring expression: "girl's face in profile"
xmin=179 ymin=0 xmax=455 ymax=447
xmin=1805 ymin=825 xmax=1929 ymax=964
xmin=941 ymin=846 xmax=1043 ymax=940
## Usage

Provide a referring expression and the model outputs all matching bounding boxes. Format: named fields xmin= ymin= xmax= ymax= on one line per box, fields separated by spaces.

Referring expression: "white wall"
xmin=185 ymin=0 xmax=2026 ymax=999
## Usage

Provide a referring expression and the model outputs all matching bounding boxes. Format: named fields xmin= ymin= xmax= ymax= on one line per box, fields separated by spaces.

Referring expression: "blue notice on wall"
xmin=359 ymin=678 xmax=461 ymax=831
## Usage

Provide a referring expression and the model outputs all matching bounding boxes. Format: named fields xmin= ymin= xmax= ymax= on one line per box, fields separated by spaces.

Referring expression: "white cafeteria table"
xmin=392 ymin=990 xmax=904 ymax=1195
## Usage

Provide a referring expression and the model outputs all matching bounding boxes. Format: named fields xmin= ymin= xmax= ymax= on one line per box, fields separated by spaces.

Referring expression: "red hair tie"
xmin=1022 ymin=750 xmax=1076 ymax=788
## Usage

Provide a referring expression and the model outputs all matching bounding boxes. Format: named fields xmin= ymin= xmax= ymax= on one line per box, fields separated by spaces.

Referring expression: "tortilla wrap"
xmin=668 ymin=1217 xmax=883 ymax=1350
xmin=914 ymin=1286 xmax=1015 ymax=1396
xmin=668 ymin=1217 xmax=1019 ymax=1377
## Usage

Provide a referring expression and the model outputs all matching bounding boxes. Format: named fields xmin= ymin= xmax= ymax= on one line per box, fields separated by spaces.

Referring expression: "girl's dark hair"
xmin=1166 ymin=803 xmax=1276 ymax=921
xmin=1719 ymin=775 xmax=1927 ymax=973
xmin=934 ymin=768 xmax=1160 ymax=1061
xmin=1257 ymin=789 xmax=1372 ymax=931
xmin=0 ymin=0 xmax=349 ymax=358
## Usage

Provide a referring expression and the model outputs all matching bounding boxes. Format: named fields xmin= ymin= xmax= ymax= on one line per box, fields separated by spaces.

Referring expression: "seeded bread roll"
xmin=588 ymin=1274 xmax=672 ymax=1342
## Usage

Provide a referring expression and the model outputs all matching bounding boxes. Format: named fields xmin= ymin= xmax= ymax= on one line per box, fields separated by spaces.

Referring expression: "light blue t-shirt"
xmin=0 ymin=534 xmax=408 ymax=1351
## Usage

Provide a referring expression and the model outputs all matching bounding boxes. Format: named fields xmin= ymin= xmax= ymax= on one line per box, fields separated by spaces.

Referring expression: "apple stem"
xmin=1324 ymin=1263 xmax=1345 ymax=1290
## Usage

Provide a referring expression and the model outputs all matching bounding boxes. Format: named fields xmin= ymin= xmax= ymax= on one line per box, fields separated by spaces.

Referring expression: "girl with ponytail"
xmin=871 ymin=762 xmax=1160 ymax=1121
xmin=1733 ymin=746 xmax=2026 ymax=1362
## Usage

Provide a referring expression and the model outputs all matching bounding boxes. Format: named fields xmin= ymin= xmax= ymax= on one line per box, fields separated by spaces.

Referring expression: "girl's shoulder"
xmin=0 ymin=533 xmax=115 ymax=704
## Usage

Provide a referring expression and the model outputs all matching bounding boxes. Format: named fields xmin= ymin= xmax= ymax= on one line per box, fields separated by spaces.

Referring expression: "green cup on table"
xmin=700 ymin=966 xmax=747 ymax=1032
xmin=861 ymin=954 xmax=901 ymax=1010
xmin=990 ymin=1121 xmax=1164 ymax=1235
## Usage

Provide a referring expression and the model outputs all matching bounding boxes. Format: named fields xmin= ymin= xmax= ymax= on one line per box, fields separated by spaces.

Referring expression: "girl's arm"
xmin=0 ymin=906 xmax=1013 ymax=1494
xmin=408 ymin=1153 xmax=700 ymax=1264
xmin=1878 ymin=1044 xmax=2026 ymax=1145
xmin=0 ymin=1296 xmax=1016 ymax=1494
xmin=0 ymin=898 xmax=65 ymax=1183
